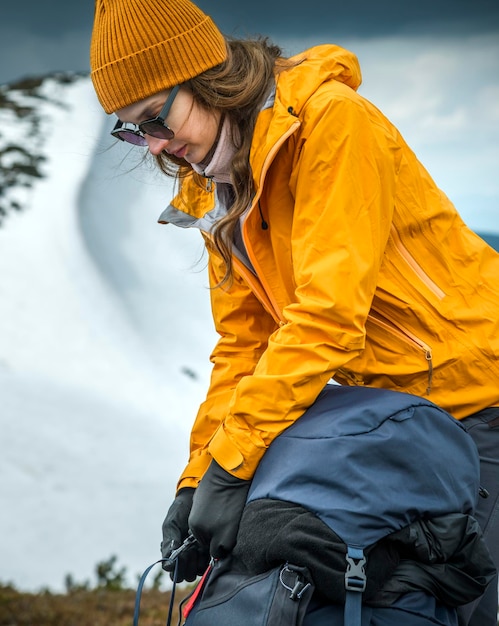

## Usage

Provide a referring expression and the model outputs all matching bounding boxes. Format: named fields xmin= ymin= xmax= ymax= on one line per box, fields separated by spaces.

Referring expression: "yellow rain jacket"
xmin=159 ymin=45 xmax=499 ymax=487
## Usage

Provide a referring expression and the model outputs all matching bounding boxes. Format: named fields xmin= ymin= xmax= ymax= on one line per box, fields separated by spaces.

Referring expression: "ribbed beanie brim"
xmin=90 ymin=0 xmax=227 ymax=113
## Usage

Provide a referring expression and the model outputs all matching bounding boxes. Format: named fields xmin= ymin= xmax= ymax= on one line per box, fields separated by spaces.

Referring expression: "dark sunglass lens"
xmin=113 ymin=129 xmax=147 ymax=146
xmin=141 ymin=121 xmax=174 ymax=141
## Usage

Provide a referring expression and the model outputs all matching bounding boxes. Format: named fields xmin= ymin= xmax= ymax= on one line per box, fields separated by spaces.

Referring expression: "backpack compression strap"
xmin=344 ymin=546 xmax=367 ymax=626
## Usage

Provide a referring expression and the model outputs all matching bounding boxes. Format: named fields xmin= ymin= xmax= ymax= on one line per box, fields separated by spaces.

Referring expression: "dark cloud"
xmin=1 ymin=3 xmax=92 ymax=36
xmin=0 ymin=0 xmax=498 ymax=85
xmin=3 ymin=0 xmax=498 ymax=37
xmin=198 ymin=0 xmax=499 ymax=38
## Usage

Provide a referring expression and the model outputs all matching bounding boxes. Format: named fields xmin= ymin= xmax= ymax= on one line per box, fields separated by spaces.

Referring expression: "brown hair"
xmin=154 ymin=37 xmax=291 ymax=285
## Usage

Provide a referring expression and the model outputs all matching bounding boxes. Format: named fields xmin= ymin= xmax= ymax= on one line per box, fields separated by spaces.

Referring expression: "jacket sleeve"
xmin=177 ymin=240 xmax=278 ymax=490
xmin=207 ymin=86 xmax=400 ymax=479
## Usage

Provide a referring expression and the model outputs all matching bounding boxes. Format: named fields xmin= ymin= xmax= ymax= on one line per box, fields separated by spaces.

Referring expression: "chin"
xmin=185 ymin=151 xmax=204 ymax=166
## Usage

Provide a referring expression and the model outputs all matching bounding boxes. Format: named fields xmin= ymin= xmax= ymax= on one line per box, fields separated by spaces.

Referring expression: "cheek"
xmin=203 ymin=116 xmax=221 ymax=145
xmin=189 ymin=107 xmax=221 ymax=145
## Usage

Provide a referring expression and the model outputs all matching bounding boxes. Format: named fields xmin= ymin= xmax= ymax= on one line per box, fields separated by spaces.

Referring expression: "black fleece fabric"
xmin=233 ymin=500 xmax=496 ymax=607
xmin=233 ymin=499 xmax=400 ymax=603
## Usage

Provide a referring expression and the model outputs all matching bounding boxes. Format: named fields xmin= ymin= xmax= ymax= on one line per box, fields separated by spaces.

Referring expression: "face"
xmin=115 ymin=86 xmax=222 ymax=164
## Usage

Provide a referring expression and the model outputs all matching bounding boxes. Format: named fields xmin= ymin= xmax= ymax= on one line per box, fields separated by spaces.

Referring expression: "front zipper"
xmin=202 ymin=121 xmax=299 ymax=326
xmin=238 ymin=119 xmax=301 ymax=324
xmin=368 ymin=307 xmax=434 ymax=395
xmin=232 ymin=256 xmax=283 ymax=326
xmin=390 ymin=225 xmax=446 ymax=300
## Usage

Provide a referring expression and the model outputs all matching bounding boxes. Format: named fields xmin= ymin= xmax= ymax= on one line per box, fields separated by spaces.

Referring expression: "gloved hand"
xmin=188 ymin=460 xmax=252 ymax=559
xmin=161 ymin=487 xmax=210 ymax=582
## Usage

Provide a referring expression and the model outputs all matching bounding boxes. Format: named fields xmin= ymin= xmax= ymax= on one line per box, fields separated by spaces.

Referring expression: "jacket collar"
xmin=159 ymin=45 xmax=362 ymax=229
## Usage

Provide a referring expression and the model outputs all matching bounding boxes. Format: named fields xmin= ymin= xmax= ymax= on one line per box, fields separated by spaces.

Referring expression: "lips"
xmin=169 ymin=145 xmax=187 ymax=159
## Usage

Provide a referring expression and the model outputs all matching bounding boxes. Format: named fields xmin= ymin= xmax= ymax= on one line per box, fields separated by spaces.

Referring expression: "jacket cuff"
xmin=208 ymin=422 xmax=266 ymax=481
xmin=176 ymin=452 xmax=212 ymax=491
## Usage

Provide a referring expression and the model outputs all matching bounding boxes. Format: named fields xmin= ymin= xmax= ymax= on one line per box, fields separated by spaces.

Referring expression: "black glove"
xmin=161 ymin=487 xmax=210 ymax=582
xmin=188 ymin=460 xmax=252 ymax=559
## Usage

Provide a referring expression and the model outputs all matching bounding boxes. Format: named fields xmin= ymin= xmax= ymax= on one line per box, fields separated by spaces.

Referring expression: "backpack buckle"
xmin=345 ymin=549 xmax=367 ymax=592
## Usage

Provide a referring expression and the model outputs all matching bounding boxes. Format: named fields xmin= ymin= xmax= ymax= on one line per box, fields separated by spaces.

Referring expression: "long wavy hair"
xmin=154 ymin=37 xmax=292 ymax=285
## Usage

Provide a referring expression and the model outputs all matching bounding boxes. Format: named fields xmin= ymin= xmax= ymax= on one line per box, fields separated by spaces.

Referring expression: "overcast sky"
xmin=0 ymin=0 xmax=498 ymax=85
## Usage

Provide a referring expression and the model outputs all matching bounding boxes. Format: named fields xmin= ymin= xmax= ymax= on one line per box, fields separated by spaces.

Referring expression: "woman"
xmin=90 ymin=1 xmax=499 ymax=624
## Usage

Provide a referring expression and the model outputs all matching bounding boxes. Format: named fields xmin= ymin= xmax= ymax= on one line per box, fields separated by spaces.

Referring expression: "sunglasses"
xmin=111 ymin=84 xmax=180 ymax=146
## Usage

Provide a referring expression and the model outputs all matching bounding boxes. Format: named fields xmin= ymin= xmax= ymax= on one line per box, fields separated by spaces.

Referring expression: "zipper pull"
xmin=479 ymin=486 xmax=490 ymax=498
xmin=425 ymin=350 xmax=433 ymax=395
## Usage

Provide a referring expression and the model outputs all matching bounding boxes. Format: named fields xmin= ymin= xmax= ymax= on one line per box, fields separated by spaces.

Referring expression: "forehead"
xmin=115 ymin=90 xmax=169 ymax=123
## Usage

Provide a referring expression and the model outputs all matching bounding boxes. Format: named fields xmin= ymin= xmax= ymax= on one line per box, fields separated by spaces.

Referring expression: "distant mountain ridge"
xmin=481 ymin=232 xmax=499 ymax=251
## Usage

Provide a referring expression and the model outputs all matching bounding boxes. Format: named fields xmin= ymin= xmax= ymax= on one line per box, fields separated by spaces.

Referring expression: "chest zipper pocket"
xmin=368 ymin=308 xmax=434 ymax=395
xmin=390 ymin=225 xmax=446 ymax=300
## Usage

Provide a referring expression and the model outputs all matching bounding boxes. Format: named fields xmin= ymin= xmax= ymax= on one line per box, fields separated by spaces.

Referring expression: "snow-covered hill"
xmin=0 ymin=61 xmax=497 ymax=592
xmin=0 ymin=73 xmax=216 ymax=591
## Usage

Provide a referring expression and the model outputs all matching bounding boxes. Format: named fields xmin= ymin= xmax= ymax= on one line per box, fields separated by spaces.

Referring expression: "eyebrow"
xmin=122 ymin=102 xmax=158 ymax=125
xmin=139 ymin=105 xmax=157 ymax=120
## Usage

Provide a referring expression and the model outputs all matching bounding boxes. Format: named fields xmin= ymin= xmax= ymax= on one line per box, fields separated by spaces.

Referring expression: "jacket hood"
xmin=246 ymin=44 xmax=362 ymax=194
xmin=276 ymin=44 xmax=362 ymax=115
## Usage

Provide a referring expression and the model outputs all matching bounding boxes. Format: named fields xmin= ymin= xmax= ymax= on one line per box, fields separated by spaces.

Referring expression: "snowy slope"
xmin=0 ymin=75 xmax=216 ymax=591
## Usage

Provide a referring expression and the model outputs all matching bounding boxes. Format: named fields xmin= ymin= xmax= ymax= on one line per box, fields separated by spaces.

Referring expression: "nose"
xmin=145 ymin=134 xmax=170 ymax=156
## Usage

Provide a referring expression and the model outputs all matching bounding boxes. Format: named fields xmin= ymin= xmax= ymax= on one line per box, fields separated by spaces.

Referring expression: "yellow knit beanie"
xmin=90 ymin=0 xmax=227 ymax=113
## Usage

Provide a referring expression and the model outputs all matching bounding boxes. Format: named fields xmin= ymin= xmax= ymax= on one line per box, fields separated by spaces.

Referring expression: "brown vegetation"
xmin=0 ymin=557 xmax=193 ymax=626
xmin=0 ymin=583 xmax=192 ymax=626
